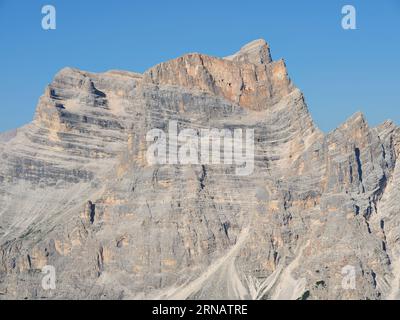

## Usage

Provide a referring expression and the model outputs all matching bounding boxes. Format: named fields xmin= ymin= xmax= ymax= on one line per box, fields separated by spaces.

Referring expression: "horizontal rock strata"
xmin=0 ymin=39 xmax=399 ymax=300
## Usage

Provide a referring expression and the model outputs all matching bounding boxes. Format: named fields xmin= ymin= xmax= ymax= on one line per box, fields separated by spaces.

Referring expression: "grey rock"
xmin=0 ymin=40 xmax=399 ymax=300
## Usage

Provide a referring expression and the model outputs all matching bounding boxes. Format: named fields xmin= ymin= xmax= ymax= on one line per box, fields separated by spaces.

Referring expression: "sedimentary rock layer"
xmin=0 ymin=39 xmax=399 ymax=300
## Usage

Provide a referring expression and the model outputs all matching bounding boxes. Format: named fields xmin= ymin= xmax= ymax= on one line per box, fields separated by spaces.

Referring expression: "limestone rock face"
xmin=224 ymin=39 xmax=272 ymax=65
xmin=143 ymin=40 xmax=292 ymax=111
xmin=0 ymin=40 xmax=399 ymax=300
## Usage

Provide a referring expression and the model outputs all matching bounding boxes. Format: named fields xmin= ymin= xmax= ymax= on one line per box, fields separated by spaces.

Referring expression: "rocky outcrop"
xmin=143 ymin=39 xmax=293 ymax=111
xmin=0 ymin=40 xmax=399 ymax=300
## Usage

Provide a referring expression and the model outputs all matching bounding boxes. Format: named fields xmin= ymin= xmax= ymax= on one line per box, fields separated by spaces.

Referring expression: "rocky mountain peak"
xmin=224 ymin=39 xmax=272 ymax=65
xmin=1 ymin=39 xmax=399 ymax=301
xmin=143 ymin=39 xmax=292 ymax=110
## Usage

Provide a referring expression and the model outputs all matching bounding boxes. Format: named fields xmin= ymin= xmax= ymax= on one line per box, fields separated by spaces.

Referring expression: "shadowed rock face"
xmin=0 ymin=40 xmax=399 ymax=300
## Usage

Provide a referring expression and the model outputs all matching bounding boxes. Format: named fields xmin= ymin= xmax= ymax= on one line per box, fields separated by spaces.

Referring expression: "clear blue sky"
xmin=0 ymin=0 xmax=399 ymax=132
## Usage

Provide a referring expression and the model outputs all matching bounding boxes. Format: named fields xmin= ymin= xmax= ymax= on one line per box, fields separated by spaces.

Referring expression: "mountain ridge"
xmin=0 ymin=39 xmax=399 ymax=300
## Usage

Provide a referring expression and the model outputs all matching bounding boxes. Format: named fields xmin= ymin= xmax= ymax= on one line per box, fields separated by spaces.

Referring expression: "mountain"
xmin=0 ymin=39 xmax=399 ymax=300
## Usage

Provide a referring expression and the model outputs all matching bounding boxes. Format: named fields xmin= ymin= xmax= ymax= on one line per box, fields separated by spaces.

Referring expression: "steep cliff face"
xmin=0 ymin=40 xmax=399 ymax=300
xmin=143 ymin=39 xmax=293 ymax=111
